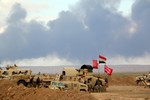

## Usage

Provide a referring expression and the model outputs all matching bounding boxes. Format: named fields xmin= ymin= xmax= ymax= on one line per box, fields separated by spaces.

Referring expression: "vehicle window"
xmin=45 ymin=81 xmax=51 ymax=85
xmin=62 ymin=71 xmax=65 ymax=75
xmin=64 ymin=84 xmax=68 ymax=88
xmin=12 ymin=71 xmax=17 ymax=75
xmin=52 ymin=82 xmax=57 ymax=86
xmin=69 ymin=77 xmax=72 ymax=80
xmin=58 ymin=82 xmax=64 ymax=86
xmin=3 ymin=71 xmax=8 ymax=75
xmin=81 ymin=85 xmax=86 ymax=87
xmin=74 ymin=84 xmax=77 ymax=87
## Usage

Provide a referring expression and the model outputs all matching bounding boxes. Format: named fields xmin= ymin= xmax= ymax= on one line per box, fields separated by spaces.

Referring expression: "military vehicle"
xmin=58 ymin=65 xmax=107 ymax=92
xmin=136 ymin=74 xmax=150 ymax=88
xmin=0 ymin=64 xmax=32 ymax=86
xmin=0 ymin=65 xmax=59 ymax=88
xmin=48 ymin=80 xmax=88 ymax=91
xmin=0 ymin=65 xmax=31 ymax=79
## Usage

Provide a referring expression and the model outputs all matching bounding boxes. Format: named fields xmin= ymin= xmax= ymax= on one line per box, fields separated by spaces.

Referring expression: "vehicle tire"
xmin=17 ymin=80 xmax=27 ymax=87
xmin=80 ymin=89 xmax=86 ymax=91
xmin=58 ymin=87 xmax=61 ymax=90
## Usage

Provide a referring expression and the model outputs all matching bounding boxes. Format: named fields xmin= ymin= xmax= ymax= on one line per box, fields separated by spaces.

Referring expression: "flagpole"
xmin=98 ymin=63 xmax=100 ymax=74
xmin=98 ymin=56 xmax=100 ymax=75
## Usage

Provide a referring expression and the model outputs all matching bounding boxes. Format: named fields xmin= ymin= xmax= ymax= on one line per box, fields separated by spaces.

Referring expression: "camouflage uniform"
xmin=94 ymin=78 xmax=103 ymax=92
xmin=87 ymin=78 xmax=93 ymax=92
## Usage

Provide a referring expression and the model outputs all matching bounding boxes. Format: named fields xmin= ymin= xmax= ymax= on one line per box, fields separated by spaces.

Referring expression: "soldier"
xmin=36 ymin=77 xmax=40 ymax=88
xmin=104 ymin=77 xmax=108 ymax=87
xmin=6 ymin=65 xmax=10 ymax=70
xmin=14 ymin=64 xmax=18 ymax=68
xmin=30 ymin=77 xmax=34 ymax=87
xmin=87 ymin=78 xmax=93 ymax=92
xmin=78 ymin=77 xmax=84 ymax=83
xmin=148 ymin=72 xmax=150 ymax=81
xmin=95 ymin=77 xmax=103 ymax=92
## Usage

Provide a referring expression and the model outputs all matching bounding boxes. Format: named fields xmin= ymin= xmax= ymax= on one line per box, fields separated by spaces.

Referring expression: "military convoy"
xmin=0 ymin=64 xmax=108 ymax=92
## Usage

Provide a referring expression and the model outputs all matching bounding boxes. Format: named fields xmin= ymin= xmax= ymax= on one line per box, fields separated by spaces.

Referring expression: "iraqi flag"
xmin=99 ymin=55 xmax=107 ymax=63
xmin=104 ymin=65 xmax=113 ymax=76
xmin=92 ymin=60 xmax=98 ymax=69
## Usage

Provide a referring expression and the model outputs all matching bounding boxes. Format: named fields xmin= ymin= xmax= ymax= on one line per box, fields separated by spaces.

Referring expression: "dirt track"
xmin=0 ymin=73 xmax=150 ymax=100
xmin=92 ymin=86 xmax=150 ymax=100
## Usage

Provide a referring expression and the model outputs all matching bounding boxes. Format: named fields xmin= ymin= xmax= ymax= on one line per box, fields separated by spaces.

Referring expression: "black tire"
xmin=17 ymin=80 xmax=27 ymax=87
xmin=80 ymin=89 xmax=86 ymax=91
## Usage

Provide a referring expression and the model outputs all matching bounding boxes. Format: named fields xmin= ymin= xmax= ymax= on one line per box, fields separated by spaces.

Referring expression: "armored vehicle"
xmin=0 ymin=65 xmax=33 ymax=86
xmin=0 ymin=65 xmax=31 ymax=79
xmin=58 ymin=65 xmax=107 ymax=92
xmin=136 ymin=74 xmax=150 ymax=88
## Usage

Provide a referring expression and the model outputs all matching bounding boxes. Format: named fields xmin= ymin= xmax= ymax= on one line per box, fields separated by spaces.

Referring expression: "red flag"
xmin=99 ymin=55 xmax=107 ymax=63
xmin=92 ymin=60 xmax=98 ymax=69
xmin=104 ymin=65 xmax=113 ymax=76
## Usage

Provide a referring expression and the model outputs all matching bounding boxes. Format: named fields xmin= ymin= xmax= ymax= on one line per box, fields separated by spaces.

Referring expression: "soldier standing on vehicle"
xmin=6 ymin=65 xmax=10 ymax=70
xmin=14 ymin=64 xmax=18 ymax=69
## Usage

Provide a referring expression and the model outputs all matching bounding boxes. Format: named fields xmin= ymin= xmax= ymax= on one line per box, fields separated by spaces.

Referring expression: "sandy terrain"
xmin=0 ymin=73 xmax=150 ymax=100
xmin=92 ymin=86 xmax=150 ymax=100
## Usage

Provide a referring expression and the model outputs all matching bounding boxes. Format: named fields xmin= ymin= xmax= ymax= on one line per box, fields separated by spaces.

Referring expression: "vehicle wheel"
xmin=58 ymin=87 xmax=61 ymax=90
xmin=80 ymin=89 xmax=86 ymax=91
xmin=17 ymin=80 xmax=27 ymax=87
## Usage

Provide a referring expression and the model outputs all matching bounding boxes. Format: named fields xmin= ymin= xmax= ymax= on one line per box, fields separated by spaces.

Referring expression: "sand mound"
xmin=0 ymin=79 xmax=96 ymax=100
xmin=108 ymin=74 xmax=136 ymax=86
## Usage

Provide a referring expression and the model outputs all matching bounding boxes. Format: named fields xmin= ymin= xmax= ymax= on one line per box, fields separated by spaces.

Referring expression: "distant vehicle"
xmin=136 ymin=74 xmax=150 ymax=88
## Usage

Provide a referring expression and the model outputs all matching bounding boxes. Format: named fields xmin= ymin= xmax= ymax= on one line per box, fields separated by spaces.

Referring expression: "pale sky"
xmin=0 ymin=0 xmax=133 ymax=30
xmin=0 ymin=0 xmax=79 ymax=26
xmin=119 ymin=0 xmax=135 ymax=16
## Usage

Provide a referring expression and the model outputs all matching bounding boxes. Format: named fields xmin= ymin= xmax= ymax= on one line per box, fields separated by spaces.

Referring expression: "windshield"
xmin=52 ymin=82 xmax=57 ymax=86
xmin=58 ymin=82 xmax=64 ymax=86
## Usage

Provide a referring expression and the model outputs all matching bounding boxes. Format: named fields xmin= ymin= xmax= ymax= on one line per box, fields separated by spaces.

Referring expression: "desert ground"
xmin=91 ymin=73 xmax=150 ymax=100
xmin=0 ymin=72 xmax=150 ymax=100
